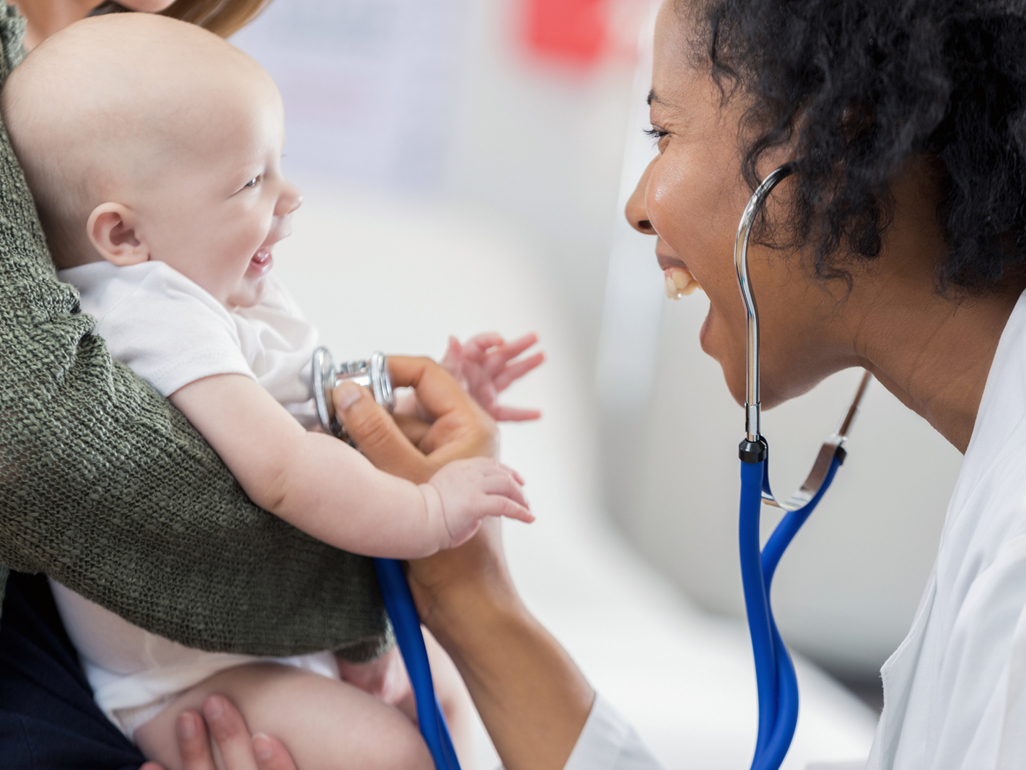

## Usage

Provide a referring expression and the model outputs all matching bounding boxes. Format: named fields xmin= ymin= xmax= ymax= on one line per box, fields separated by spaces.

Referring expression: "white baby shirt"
xmin=58 ymin=259 xmax=318 ymax=415
xmin=50 ymin=260 xmax=336 ymax=738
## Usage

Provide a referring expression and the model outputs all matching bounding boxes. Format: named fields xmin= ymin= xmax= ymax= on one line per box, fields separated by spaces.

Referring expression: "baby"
xmin=1 ymin=12 xmax=544 ymax=770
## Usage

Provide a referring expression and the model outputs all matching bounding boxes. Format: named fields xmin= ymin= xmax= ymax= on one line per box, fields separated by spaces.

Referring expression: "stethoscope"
xmin=311 ymin=349 xmax=463 ymax=770
xmin=308 ymin=162 xmax=873 ymax=770
xmin=735 ymin=163 xmax=872 ymax=770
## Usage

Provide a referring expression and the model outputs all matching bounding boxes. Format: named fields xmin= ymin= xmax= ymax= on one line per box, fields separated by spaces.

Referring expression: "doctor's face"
xmin=626 ymin=1 xmax=844 ymax=408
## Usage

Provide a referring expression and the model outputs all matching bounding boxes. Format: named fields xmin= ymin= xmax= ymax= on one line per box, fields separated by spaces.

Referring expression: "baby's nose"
xmin=278 ymin=182 xmax=303 ymax=216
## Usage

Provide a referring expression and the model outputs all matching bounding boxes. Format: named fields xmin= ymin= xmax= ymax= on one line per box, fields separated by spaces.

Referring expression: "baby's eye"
xmin=243 ymin=175 xmax=261 ymax=189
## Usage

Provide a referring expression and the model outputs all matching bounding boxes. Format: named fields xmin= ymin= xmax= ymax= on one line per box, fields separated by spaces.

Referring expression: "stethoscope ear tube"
xmin=735 ymin=166 xmax=872 ymax=770
xmin=735 ymin=164 xmax=795 ymax=445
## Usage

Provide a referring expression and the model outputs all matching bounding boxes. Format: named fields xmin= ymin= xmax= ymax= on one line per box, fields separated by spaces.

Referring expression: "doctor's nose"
xmin=626 ymin=160 xmax=656 ymax=235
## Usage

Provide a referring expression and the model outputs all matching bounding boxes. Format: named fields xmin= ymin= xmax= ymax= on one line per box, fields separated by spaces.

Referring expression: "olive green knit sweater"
xmin=0 ymin=3 xmax=388 ymax=660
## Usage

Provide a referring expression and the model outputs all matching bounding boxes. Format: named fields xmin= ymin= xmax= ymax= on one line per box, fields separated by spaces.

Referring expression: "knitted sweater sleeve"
xmin=0 ymin=4 xmax=388 ymax=659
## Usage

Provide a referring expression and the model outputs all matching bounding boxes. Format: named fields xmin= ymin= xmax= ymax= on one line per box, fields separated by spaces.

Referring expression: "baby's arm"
xmin=170 ymin=374 xmax=532 ymax=559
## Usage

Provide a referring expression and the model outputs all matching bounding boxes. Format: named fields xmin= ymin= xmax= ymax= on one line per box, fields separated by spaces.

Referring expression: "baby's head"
xmin=1 ymin=13 xmax=301 ymax=308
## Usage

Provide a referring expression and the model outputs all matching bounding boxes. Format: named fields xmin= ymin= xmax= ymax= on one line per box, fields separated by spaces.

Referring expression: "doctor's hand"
xmin=337 ymin=362 xmax=593 ymax=770
xmin=333 ymin=355 xmax=498 ymax=483
xmin=140 ymin=696 xmax=298 ymax=770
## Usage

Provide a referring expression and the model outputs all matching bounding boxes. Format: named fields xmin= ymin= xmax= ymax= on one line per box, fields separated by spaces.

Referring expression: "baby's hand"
xmin=440 ymin=332 xmax=544 ymax=421
xmin=424 ymin=458 xmax=533 ymax=548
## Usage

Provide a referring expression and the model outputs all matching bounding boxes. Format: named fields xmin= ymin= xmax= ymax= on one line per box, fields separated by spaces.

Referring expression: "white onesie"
xmin=51 ymin=260 xmax=340 ymax=739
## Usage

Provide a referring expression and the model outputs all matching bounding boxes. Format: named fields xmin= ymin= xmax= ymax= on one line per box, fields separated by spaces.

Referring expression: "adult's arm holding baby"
xmin=169 ymin=369 xmax=532 ymax=558
xmin=0 ymin=4 xmax=388 ymax=658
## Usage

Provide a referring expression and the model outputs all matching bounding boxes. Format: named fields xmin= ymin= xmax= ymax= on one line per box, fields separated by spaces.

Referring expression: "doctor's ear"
xmin=86 ymin=203 xmax=149 ymax=266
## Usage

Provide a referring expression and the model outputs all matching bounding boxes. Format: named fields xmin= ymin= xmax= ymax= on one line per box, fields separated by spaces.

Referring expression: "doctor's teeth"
xmin=664 ymin=267 xmax=701 ymax=300
xmin=670 ymin=267 xmax=690 ymax=290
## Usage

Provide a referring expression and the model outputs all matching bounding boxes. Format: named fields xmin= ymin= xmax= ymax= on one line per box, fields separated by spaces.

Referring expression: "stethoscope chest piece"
xmin=312 ymin=347 xmax=395 ymax=444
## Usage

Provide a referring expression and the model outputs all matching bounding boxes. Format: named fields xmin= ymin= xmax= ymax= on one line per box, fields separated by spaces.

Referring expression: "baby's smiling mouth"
xmin=249 ymin=248 xmax=273 ymax=275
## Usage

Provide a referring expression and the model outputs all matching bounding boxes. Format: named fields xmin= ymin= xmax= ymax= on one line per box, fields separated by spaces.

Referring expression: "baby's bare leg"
xmin=338 ymin=632 xmax=476 ymax=768
xmin=135 ymin=662 xmax=433 ymax=770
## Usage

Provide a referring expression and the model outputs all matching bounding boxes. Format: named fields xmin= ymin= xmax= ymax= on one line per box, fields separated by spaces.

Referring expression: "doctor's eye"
xmin=243 ymin=175 xmax=262 ymax=189
xmin=644 ymin=126 xmax=669 ymax=146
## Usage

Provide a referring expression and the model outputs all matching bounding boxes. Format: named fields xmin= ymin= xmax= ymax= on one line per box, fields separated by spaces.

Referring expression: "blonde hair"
xmin=93 ymin=0 xmax=271 ymax=38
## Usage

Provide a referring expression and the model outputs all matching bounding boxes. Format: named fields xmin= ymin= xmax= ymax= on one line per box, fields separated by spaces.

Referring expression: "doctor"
xmin=330 ymin=0 xmax=1026 ymax=768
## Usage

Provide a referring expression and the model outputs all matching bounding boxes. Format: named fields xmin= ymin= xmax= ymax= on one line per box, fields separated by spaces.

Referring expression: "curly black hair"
xmin=682 ymin=0 xmax=1026 ymax=290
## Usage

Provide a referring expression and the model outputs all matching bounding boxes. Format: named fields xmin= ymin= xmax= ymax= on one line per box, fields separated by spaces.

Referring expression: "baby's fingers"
xmin=497 ymin=332 xmax=540 ymax=361
xmin=463 ymin=332 xmax=506 ymax=359
xmin=492 ymin=404 xmax=543 ymax=422
xmin=493 ymin=351 xmax=546 ymax=391
xmin=439 ymin=336 xmax=462 ymax=375
xmin=482 ymin=334 xmax=539 ymax=376
xmin=482 ymin=469 xmax=530 ymax=509
xmin=498 ymin=462 xmax=526 ymax=485
xmin=484 ymin=494 xmax=535 ymax=524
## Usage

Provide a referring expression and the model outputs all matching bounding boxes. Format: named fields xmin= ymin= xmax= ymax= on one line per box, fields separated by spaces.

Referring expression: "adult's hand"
xmin=333 ymin=355 xmax=498 ymax=484
xmin=333 ymin=354 xmax=515 ymax=621
xmin=337 ymin=356 xmax=595 ymax=770
xmin=140 ymin=695 xmax=297 ymax=770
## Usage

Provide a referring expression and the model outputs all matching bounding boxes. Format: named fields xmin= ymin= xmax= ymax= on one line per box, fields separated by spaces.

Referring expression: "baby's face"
xmin=129 ymin=77 xmax=301 ymax=308
xmin=2 ymin=13 xmax=303 ymax=306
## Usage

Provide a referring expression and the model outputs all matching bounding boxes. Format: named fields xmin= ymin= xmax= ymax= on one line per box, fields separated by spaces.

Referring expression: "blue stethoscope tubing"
xmin=374 ymin=557 xmax=462 ymax=770
xmin=739 ymin=447 xmax=844 ymax=770
xmin=734 ymin=163 xmax=871 ymax=770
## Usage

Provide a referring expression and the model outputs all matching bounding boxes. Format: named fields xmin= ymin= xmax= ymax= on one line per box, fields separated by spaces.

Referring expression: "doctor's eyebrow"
xmin=647 ymin=89 xmax=664 ymax=106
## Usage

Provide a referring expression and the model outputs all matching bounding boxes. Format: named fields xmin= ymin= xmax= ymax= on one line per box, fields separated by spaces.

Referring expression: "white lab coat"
xmin=564 ymin=289 xmax=1026 ymax=770
xmin=864 ymin=289 xmax=1026 ymax=769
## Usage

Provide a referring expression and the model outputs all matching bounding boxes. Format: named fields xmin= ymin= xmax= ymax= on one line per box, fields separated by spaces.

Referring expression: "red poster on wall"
xmin=522 ymin=0 xmax=609 ymax=68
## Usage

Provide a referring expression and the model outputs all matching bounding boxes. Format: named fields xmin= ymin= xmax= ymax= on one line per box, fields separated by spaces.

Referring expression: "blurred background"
xmin=230 ymin=0 xmax=963 ymax=764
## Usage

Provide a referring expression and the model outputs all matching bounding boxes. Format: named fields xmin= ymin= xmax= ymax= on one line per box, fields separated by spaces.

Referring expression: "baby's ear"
xmin=86 ymin=203 xmax=149 ymax=266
